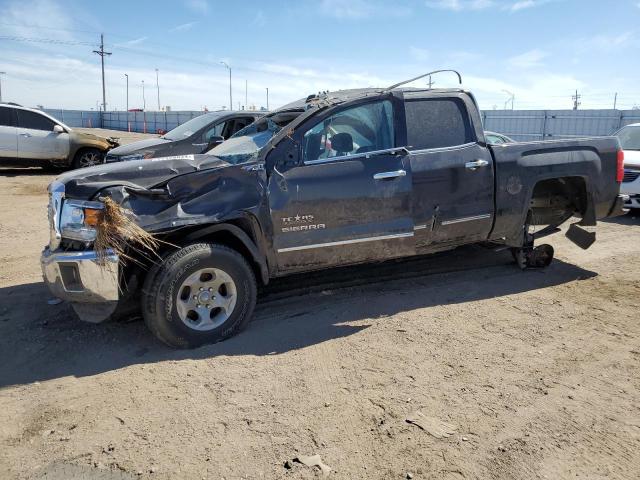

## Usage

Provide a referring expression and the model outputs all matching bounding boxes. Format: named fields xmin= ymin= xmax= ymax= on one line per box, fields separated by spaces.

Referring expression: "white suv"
xmin=615 ymin=123 xmax=640 ymax=210
xmin=0 ymin=103 xmax=117 ymax=170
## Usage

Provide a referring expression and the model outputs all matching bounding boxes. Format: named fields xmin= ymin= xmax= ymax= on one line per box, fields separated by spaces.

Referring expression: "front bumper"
xmin=41 ymin=248 xmax=120 ymax=323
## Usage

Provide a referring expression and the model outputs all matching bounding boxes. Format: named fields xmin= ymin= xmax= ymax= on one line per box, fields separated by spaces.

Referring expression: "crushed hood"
xmin=56 ymin=154 xmax=229 ymax=199
xmin=107 ymin=137 xmax=170 ymax=156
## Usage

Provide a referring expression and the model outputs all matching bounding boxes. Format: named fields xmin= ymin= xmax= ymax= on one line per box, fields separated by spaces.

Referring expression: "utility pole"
xmin=427 ymin=75 xmax=435 ymax=88
xmin=142 ymin=80 xmax=146 ymax=111
xmin=155 ymin=68 xmax=161 ymax=111
xmin=124 ymin=73 xmax=129 ymax=111
xmin=245 ymin=79 xmax=247 ymax=110
xmin=92 ymin=34 xmax=111 ymax=112
xmin=266 ymin=87 xmax=269 ymax=110
xmin=220 ymin=61 xmax=232 ymax=111
xmin=572 ymin=90 xmax=581 ymax=110
xmin=0 ymin=72 xmax=6 ymax=102
xmin=613 ymin=92 xmax=618 ymax=110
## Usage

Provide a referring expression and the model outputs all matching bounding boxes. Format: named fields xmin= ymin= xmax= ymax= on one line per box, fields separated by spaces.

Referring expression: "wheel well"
xmin=529 ymin=177 xmax=588 ymax=225
xmin=162 ymin=220 xmax=268 ymax=285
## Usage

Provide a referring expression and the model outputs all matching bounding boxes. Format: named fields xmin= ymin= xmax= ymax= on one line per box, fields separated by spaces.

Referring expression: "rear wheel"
xmin=142 ymin=243 xmax=257 ymax=348
xmin=72 ymin=148 xmax=103 ymax=169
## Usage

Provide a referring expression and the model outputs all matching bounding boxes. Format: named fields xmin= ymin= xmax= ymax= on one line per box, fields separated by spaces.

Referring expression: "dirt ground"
xmin=0 ymin=167 xmax=639 ymax=480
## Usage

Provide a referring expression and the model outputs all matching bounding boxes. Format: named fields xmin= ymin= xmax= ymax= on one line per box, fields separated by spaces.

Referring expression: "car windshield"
xmin=616 ymin=125 xmax=640 ymax=151
xmin=162 ymin=113 xmax=224 ymax=141
xmin=206 ymin=110 xmax=304 ymax=165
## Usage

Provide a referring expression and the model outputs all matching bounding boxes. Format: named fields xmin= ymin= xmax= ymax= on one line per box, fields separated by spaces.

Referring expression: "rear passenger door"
xmin=0 ymin=106 xmax=18 ymax=161
xmin=403 ymin=94 xmax=494 ymax=246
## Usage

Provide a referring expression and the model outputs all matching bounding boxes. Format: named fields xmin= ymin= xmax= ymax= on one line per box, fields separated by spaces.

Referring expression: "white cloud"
xmin=251 ymin=11 xmax=266 ymax=27
xmin=409 ymin=46 xmax=430 ymax=62
xmin=116 ymin=36 xmax=148 ymax=47
xmin=508 ymin=49 xmax=547 ymax=69
xmin=425 ymin=0 xmax=495 ymax=11
xmin=185 ymin=0 xmax=209 ymax=14
xmin=509 ymin=0 xmax=535 ymax=11
xmin=170 ymin=21 xmax=197 ymax=32
xmin=2 ymin=0 xmax=74 ymax=40
xmin=318 ymin=0 xmax=411 ymax=19
xmin=424 ymin=0 xmax=554 ymax=12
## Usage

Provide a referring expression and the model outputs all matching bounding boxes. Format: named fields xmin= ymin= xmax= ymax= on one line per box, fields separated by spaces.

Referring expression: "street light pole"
xmin=0 ymin=72 xmax=6 ymax=103
xmin=266 ymin=87 xmax=269 ymax=110
xmin=124 ymin=73 xmax=129 ymax=111
xmin=155 ymin=68 xmax=161 ymax=111
xmin=220 ymin=61 xmax=232 ymax=111
xmin=142 ymin=80 xmax=146 ymax=111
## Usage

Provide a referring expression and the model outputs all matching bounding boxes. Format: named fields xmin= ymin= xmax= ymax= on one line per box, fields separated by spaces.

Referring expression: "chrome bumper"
xmin=41 ymin=248 xmax=120 ymax=323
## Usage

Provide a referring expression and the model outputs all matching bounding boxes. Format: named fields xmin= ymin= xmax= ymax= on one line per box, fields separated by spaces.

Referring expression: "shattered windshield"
xmin=206 ymin=117 xmax=283 ymax=165
xmin=616 ymin=125 xmax=640 ymax=151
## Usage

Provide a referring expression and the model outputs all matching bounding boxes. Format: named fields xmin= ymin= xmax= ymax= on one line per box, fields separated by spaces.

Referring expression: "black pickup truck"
xmin=41 ymin=72 xmax=626 ymax=348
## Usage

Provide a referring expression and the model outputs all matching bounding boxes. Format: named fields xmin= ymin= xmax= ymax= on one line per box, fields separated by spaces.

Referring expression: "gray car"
xmin=105 ymin=111 xmax=263 ymax=162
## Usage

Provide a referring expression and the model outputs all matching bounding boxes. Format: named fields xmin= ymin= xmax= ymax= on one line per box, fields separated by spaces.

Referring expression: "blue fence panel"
xmin=43 ymin=108 xmax=640 ymax=137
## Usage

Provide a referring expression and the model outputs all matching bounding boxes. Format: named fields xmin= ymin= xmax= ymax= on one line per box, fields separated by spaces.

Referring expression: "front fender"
xmin=181 ymin=222 xmax=269 ymax=285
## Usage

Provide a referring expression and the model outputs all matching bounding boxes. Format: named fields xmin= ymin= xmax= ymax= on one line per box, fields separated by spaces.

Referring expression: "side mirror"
xmin=53 ymin=125 xmax=65 ymax=134
xmin=207 ymin=135 xmax=224 ymax=147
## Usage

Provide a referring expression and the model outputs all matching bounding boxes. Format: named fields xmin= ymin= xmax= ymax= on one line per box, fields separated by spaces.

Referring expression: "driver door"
xmin=268 ymin=99 xmax=414 ymax=273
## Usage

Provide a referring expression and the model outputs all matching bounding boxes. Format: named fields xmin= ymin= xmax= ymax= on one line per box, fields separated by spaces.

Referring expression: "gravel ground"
xmin=0 ymin=171 xmax=639 ymax=480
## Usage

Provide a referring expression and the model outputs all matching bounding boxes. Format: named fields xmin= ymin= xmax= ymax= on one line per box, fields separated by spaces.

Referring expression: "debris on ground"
xmin=289 ymin=454 xmax=331 ymax=476
xmin=405 ymin=411 xmax=456 ymax=439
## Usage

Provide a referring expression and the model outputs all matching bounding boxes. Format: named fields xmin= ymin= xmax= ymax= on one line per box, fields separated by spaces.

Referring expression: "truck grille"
xmin=623 ymin=169 xmax=640 ymax=183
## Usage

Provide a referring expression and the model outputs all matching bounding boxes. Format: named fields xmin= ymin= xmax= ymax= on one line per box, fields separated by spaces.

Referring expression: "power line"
xmin=0 ymin=34 xmax=96 ymax=46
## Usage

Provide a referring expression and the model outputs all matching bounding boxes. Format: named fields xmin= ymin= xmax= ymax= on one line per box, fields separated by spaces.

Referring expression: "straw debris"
xmin=94 ymin=197 xmax=160 ymax=266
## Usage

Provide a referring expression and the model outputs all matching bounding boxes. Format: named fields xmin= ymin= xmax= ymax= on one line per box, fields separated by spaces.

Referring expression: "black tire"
xmin=72 ymin=148 xmax=103 ymax=169
xmin=142 ymin=243 xmax=257 ymax=348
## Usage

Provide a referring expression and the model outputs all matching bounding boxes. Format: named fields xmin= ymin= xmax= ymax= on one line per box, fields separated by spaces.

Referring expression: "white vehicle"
xmin=614 ymin=123 xmax=640 ymax=210
xmin=0 ymin=103 xmax=117 ymax=170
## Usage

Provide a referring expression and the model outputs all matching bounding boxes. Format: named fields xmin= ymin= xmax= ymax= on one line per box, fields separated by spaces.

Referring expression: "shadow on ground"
xmin=0 ymin=245 xmax=596 ymax=387
xmin=600 ymin=211 xmax=640 ymax=225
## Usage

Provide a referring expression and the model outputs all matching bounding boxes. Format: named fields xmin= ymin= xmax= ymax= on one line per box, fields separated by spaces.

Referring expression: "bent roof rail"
xmin=385 ymin=70 xmax=463 ymax=91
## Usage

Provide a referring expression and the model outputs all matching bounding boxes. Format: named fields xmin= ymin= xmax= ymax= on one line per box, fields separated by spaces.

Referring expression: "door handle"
xmin=465 ymin=159 xmax=489 ymax=171
xmin=20 ymin=132 xmax=32 ymax=138
xmin=373 ymin=170 xmax=407 ymax=180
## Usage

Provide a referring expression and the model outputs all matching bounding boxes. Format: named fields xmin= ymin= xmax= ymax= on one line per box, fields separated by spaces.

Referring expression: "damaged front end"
xmin=41 ymin=156 xmax=270 ymax=323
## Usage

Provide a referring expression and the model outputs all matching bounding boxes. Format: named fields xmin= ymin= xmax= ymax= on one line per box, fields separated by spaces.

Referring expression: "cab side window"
xmin=203 ymin=122 xmax=226 ymax=142
xmin=17 ymin=110 xmax=56 ymax=131
xmin=0 ymin=106 xmax=14 ymax=127
xmin=404 ymin=98 xmax=473 ymax=150
xmin=302 ymin=100 xmax=394 ymax=162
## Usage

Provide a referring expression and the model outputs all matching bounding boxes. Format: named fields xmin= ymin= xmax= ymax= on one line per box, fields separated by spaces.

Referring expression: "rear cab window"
xmin=16 ymin=109 xmax=57 ymax=131
xmin=404 ymin=97 xmax=474 ymax=150
xmin=302 ymin=100 xmax=395 ymax=162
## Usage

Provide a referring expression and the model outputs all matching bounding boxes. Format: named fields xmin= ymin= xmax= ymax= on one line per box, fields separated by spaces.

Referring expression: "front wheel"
xmin=142 ymin=243 xmax=257 ymax=348
xmin=72 ymin=148 xmax=103 ymax=169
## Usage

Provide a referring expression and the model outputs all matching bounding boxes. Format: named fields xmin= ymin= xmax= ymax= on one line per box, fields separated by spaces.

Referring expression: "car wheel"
xmin=142 ymin=243 xmax=257 ymax=348
xmin=72 ymin=148 xmax=103 ymax=169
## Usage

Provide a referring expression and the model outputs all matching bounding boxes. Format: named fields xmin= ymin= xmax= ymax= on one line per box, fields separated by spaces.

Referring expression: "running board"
xmin=565 ymin=223 xmax=596 ymax=250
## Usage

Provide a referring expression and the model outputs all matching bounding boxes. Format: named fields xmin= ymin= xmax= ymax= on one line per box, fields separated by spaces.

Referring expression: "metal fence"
xmin=42 ymin=109 xmax=102 ymax=129
xmin=482 ymin=109 xmax=640 ymax=141
xmin=43 ymin=108 xmax=640 ymax=138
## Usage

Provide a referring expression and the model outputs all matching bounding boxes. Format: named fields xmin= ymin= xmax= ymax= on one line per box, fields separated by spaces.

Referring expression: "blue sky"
xmin=0 ymin=0 xmax=639 ymax=111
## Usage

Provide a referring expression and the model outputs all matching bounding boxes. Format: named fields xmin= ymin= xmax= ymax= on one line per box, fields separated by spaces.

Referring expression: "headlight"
xmin=120 ymin=153 xmax=144 ymax=161
xmin=121 ymin=151 xmax=154 ymax=161
xmin=60 ymin=199 xmax=103 ymax=242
